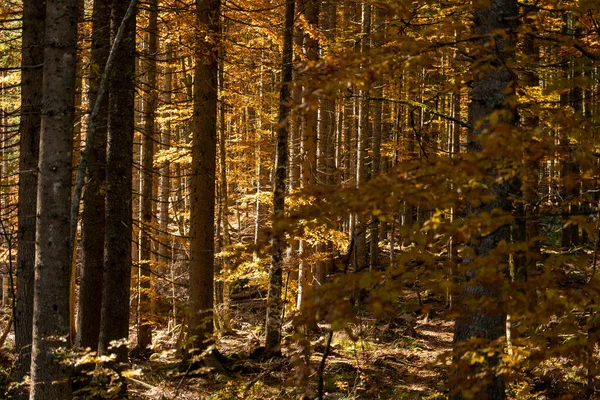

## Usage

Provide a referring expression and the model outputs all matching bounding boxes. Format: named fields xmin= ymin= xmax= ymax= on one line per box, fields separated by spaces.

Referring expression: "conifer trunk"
xmin=29 ymin=0 xmax=78 ymax=397
xmin=188 ymin=0 xmax=220 ymax=350
xmin=15 ymin=0 xmax=44 ymax=385
xmin=138 ymin=0 xmax=158 ymax=352
xmin=98 ymin=0 xmax=136 ymax=368
xmin=265 ymin=0 xmax=295 ymax=355
xmin=451 ymin=1 xmax=518 ymax=399
xmin=77 ymin=0 xmax=109 ymax=351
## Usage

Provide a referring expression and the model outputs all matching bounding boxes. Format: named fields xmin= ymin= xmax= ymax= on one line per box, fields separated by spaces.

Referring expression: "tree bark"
xmin=265 ymin=0 xmax=295 ymax=355
xmin=138 ymin=0 xmax=158 ymax=352
xmin=98 ymin=0 xmax=136 ymax=371
xmin=29 ymin=0 xmax=78 ymax=397
xmin=355 ymin=3 xmax=371 ymax=274
xmin=451 ymin=1 xmax=518 ymax=399
xmin=76 ymin=0 xmax=109 ymax=351
xmin=188 ymin=0 xmax=220 ymax=351
xmin=369 ymin=6 xmax=385 ymax=271
xmin=15 ymin=0 xmax=45 ymax=385
xmin=158 ymin=43 xmax=173 ymax=319
xmin=297 ymin=0 xmax=320 ymax=315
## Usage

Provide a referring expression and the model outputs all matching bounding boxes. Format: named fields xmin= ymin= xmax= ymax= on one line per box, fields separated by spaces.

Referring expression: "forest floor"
xmin=126 ymin=293 xmax=453 ymax=400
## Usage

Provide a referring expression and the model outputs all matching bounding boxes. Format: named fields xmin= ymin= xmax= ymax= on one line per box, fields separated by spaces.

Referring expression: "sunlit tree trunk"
xmin=451 ymin=1 xmax=518 ymax=399
xmin=29 ymin=0 xmax=78 ymax=397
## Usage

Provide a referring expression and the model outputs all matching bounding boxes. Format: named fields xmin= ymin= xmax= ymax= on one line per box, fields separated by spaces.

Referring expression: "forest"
xmin=0 ymin=0 xmax=600 ymax=398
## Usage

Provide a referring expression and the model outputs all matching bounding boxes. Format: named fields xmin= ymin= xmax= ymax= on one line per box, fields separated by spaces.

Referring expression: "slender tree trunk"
xmin=265 ymin=0 xmax=295 ymax=355
xmin=76 ymin=0 xmax=110 ymax=351
xmin=297 ymin=0 xmax=320 ymax=315
xmin=98 ymin=0 xmax=136 ymax=371
xmin=355 ymin=3 xmax=371 ymax=274
xmin=216 ymin=42 xmax=231 ymax=331
xmin=451 ymin=1 xmax=518 ymax=399
xmin=369 ymin=6 xmax=385 ymax=271
xmin=315 ymin=0 xmax=337 ymax=287
xmin=159 ymin=43 xmax=173 ymax=318
xmin=29 ymin=0 xmax=78 ymax=397
xmin=15 ymin=0 xmax=45 ymax=386
xmin=188 ymin=0 xmax=220 ymax=351
xmin=138 ymin=0 xmax=158 ymax=352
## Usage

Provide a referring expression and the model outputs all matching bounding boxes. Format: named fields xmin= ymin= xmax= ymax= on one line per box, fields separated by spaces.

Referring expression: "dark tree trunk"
xmin=15 ymin=0 xmax=45 ymax=386
xmin=188 ymin=0 xmax=220 ymax=351
xmin=355 ymin=3 xmax=370 ymax=273
xmin=297 ymin=0 xmax=320 ymax=316
xmin=29 ymin=0 xmax=78 ymax=397
xmin=265 ymin=0 xmax=295 ymax=355
xmin=98 ymin=0 xmax=136 ymax=369
xmin=451 ymin=1 xmax=518 ymax=399
xmin=138 ymin=0 xmax=158 ymax=352
xmin=76 ymin=0 xmax=110 ymax=351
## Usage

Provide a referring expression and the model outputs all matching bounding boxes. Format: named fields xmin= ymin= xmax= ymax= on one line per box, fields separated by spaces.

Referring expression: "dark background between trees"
xmin=0 ymin=0 xmax=599 ymax=399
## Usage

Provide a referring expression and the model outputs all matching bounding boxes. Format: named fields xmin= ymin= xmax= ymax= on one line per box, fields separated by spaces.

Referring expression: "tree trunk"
xmin=138 ymin=0 xmax=158 ymax=352
xmin=297 ymin=0 xmax=320 ymax=315
xmin=355 ymin=3 xmax=371 ymax=274
xmin=451 ymin=1 xmax=518 ymax=399
xmin=29 ymin=0 xmax=78 ymax=397
xmin=188 ymin=0 xmax=220 ymax=351
xmin=98 ymin=0 xmax=136 ymax=371
xmin=158 ymin=43 xmax=173 ymax=319
xmin=15 ymin=0 xmax=45 ymax=386
xmin=265 ymin=0 xmax=295 ymax=355
xmin=76 ymin=0 xmax=109 ymax=351
xmin=369 ymin=6 xmax=385 ymax=271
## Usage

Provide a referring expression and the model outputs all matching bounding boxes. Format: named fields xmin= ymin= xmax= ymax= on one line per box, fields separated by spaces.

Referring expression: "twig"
xmin=126 ymin=375 xmax=156 ymax=391
xmin=243 ymin=359 xmax=289 ymax=395
xmin=317 ymin=331 xmax=334 ymax=400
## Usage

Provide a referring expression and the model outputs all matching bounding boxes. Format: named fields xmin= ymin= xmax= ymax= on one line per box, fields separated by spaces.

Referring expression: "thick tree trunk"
xmin=138 ymin=0 xmax=158 ymax=352
xmin=265 ymin=0 xmax=294 ymax=355
xmin=29 ymin=0 xmax=78 ymax=398
xmin=451 ymin=1 xmax=518 ymax=399
xmin=15 ymin=0 xmax=45 ymax=385
xmin=76 ymin=0 xmax=109 ymax=351
xmin=98 ymin=0 xmax=136 ymax=370
xmin=188 ymin=0 xmax=220 ymax=351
